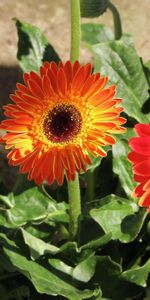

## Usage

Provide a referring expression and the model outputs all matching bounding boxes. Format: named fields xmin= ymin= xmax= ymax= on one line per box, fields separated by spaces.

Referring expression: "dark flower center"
xmin=43 ymin=104 xmax=82 ymax=143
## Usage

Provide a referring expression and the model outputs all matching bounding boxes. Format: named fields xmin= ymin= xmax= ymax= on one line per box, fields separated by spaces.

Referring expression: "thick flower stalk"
xmin=128 ymin=124 xmax=150 ymax=212
xmin=1 ymin=61 xmax=126 ymax=185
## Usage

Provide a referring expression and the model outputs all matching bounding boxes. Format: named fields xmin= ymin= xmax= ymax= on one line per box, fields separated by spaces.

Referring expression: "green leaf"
xmin=47 ymin=201 xmax=69 ymax=223
xmin=144 ymin=60 xmax=150 ymax=86
xmin=14 ymin=18 xmax=60 ymax=73
xmin=83 ymin=26 xmax=150 ymax=122
xmin=80 ymin=232 xmax=112 ymax=251
xmin=121 ymin=260 xmax=150 ymax=287
xmin=81 ymin=23 xmax=114 ymax=45
xmin=112 ymin=137 xmax=136 ymax=197
xmin=49 ymin=255 xmax=97 ymax=283
xmin=0 ymin=252 xmax=17 ymax=273
xmin=60 ymin=241 xmax=79 ymax=254
xmin=0 ymin=187 xmax=68 ymax=228
xmin=92 ymin=256 xmax=142 ymax=300
xmin=48 ymin=258 xmax=73 ymax=276
xmin=80 ymin=0 xmax=109 ymax=18
xmin=24 ymin=223 xmax=54 ymax=240
xmin=90 ymin=195 xmax=147 ymax=242
xmin=21 ymin=228 xmax=59 ymax=260
xmin=73 ymin=255 xmax=96 ymax=282
xmin=117 ymin=127 xmax=135 ymax=140
xmin=0 ymin=193 xmax=15 ymax=208
xmin=144 ymin=60 xmax=150 ymax=70
xmin=1 ymin=234 xmax=95 ymax=299
xmin=93 ymin=256 xmax=121 ymax=291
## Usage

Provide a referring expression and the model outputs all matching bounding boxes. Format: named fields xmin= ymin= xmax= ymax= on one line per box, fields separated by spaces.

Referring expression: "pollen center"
xmin=43 ymin=104 xmax=82 ymax=143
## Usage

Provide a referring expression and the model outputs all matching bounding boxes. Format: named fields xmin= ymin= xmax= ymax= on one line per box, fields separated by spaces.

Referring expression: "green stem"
xmin=67 ymin=0 xmax=81 ymax=241
xmin=68 ymin=174 xmax=81 ymax=241
xmin=108 ymin=1 xmax=122 ymax=40
xmin=70 ymin=0 xmax=81 ymax=62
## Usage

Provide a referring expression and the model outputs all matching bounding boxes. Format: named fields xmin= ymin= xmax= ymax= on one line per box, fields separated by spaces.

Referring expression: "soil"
xmin=0 ymin=0 xmax=149 ymax=117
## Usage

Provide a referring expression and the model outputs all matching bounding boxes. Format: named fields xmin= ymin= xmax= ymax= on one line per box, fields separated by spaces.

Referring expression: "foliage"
xmin=14 ymin=18 xmax=60 ymax=73
xmin=0 ymin=5 xmax=150 ymax=300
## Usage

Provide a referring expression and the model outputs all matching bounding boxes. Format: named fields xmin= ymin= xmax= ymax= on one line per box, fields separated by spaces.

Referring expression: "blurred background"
xmin=0 ymin=0 xmax=150 ymax=116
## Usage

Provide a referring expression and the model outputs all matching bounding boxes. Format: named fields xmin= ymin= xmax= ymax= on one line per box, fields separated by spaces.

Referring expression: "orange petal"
xmin=47 ymin=68 xmax=58 ymax=93
xmin=16 ymin=83 xmax=32 ymax=95
xmin=71 ymin=66 xmax=86 ymax=92
xmin=84 ymin=77 xmax=108 ymax=100
xmin=91 ymin=86 xmax=116 ymax=105
xmin=73 ymin=61 xmax=80 ymax=76
xmin=139 ymin=190 xmax=150 ymax=207
xmin=27 ymin=79 xmax=44 ymax=99
xmin=42 ymin=75 xmax=54 ymax=97
xmin=64 ymin=61 xmax=73 ymax=86
xmin=57 ymin=68 xmax=67 ymax=95
xmin=30 ymin=71 xmax=42 ymax=88
xmin=80 ymin=75 xmax=96 ymax=96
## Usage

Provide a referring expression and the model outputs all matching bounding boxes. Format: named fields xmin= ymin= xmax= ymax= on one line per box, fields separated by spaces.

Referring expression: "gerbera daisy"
xmin=0 ymin=61 xmax=126 ymax=185
xmin=128 ymin=124 xmax=150 ymax=212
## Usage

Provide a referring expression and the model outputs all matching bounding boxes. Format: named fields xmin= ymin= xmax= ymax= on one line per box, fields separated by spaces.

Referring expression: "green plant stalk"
xmin=68 ymin=174 xmax=81 ymax=240
xmin=70 ymin=0 xmax=81 ymax=62
xmin=108 ymin=1 xmax=122 ymax=40
xmin=67 ymin=0 xmax=81 ymax=241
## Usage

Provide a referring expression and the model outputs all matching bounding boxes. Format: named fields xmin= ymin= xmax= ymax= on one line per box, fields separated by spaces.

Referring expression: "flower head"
xmin=128 ymin=124 xmax=150 ymax=212
xmin=1 ymin=61 xmax=126 ymax=185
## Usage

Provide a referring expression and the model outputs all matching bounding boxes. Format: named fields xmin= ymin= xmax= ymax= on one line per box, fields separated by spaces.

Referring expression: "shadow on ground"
xmin=0 ymin=65 xmax=22 ymax=120
xmin=0 ymin=66 xmax=22 ymax=191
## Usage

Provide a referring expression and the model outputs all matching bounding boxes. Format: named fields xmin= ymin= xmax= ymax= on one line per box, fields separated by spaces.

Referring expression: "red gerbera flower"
xmin=128 ymin=123 xmax=150 ymax=212
xmin=0 ymin=61 xmax=126 ymax=185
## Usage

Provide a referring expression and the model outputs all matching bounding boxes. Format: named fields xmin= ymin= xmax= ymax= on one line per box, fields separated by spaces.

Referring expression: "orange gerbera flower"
xmin=128 ymin=124 xmax=150 ymax=212
xmin=0 ymin=61 xmax=126 ymax=185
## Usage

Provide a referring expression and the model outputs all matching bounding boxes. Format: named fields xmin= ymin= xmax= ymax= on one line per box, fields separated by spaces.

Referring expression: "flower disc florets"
xmin=0 ymin=61 xmax=126 ymax=185
xmin=43 ymin=104 xmax=82 ymax=143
